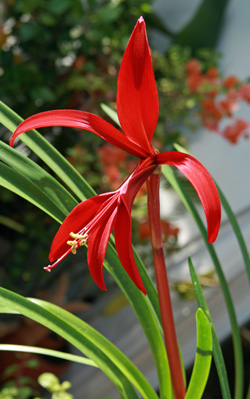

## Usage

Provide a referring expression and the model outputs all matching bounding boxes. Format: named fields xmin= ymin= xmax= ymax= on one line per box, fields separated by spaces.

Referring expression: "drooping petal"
xmin=49 ymin=193 xmax=112 ymax=262
xmin=156 ymin=152 xmax=221 ymax=242
xmin=10 ymin=110 xmax=148 ymax=158
xmin=117 ymin=17 xmax=158 ymax=153
xmin=87 ymin=206 xmax=118 ymax=290
xmin=114 ymin=201 xmax=146 ymax=294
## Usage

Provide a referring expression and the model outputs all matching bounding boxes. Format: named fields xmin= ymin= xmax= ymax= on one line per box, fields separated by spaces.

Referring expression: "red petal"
xmin=10 ymin=110 xmax=147 ymax=158
xmin=117 ymin=17 xmax=158 ymax=153
xmin=49 ymin=193 xmax=112 ymax=262
xmin=156 ymin=152 xmax=221 ymax=242
xmin=114 ymin=202 xmax=146 ymax=294
xmin=119 ymin=159 xmax=157 ymax=208
xmin=87 ymin=207 xmax=118 ymax=290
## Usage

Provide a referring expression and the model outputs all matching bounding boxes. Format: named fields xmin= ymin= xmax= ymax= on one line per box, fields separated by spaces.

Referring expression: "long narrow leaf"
xmin=162 ymin=163 xmax=243 ymax=399
xmin=0 ymin=344 xmax=97 ymax=368
xmin=188 ymin=257 xmax=231 ymax=399
xmin=217 ymin=187 xmax=250 ymax=286
xmin=185 ymin=309 xmax=212 ymax=399
xmin=0 ymin=162 xmax=65 ymax=224
xmin=0 ymin=287 xmax=157 ymax=399
xmin=246 ymin=383 xmax=250 ymax=399
xmin=32 ymin=298 xmax=160 ymax=399
xmin=0 ymin=140 xmax=78 ymax=215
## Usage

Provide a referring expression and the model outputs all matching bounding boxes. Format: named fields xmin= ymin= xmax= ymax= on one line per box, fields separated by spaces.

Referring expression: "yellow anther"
xmin=67 ymin=240 xmax=78 ymax=255
xmin=67 ymin=231 xmax=88 ymax=254
xmin=70 ymin=231 xmax=87 ymax=240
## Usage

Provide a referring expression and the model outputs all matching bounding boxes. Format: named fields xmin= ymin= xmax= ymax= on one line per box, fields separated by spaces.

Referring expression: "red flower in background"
xmin=11 ymin=17 xmax=221 ymax=292
xmin=223 ymin=75 xmax=238 ymax=89
xmin=185 ymin=58 xmax=250 ymax=144
xmin=240 ymin=83 xmax=250 ymax=103
xmin=222 ymin=119 xmax=249 ymax=144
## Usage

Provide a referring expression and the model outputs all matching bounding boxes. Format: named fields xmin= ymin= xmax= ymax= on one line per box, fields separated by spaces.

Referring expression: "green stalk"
xmin=147 ymin=171 xmax=185 ymax=399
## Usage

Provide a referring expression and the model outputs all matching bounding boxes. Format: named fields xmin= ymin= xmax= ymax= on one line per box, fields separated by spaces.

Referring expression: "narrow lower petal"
xmin=117 ymin=17 xmax=158 ymax=153
xmin=156 ymin=152 xmax=221 ymax=242
xmin=49 ymin=193 xmax=112 ymax=262
xmin=114 ymin=202 xmax=146 ymax=294
xmin=10 ymin=110 xmax=148 ymax=158
xmin=87 ymin=207 xmax=118 ymax=290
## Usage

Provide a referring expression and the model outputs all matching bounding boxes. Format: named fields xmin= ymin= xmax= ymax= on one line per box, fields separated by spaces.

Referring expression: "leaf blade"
xmin=0 ymin=162 xmax=65 ymax=223
xmin=188 ymin=257 xmax=231 ymax=399
xmin=185 ymin=308 xmax=212 ymax=399
xmin=0 ymin=140 xmax=78 ymax=215
xmin=0 ymin=287 xmax=155 ymax=399
xmin=0 ymin=344 xmax=97 ymax=368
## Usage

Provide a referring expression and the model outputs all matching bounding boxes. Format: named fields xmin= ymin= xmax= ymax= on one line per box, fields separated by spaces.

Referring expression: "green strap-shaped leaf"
xmin=101 ymin=103 xmax=120 ymax=126
xmin=0 ymin=287 xmax=158 ymax=399
xmin=185 ymin=308 xmax=212 ymax=399
xmin=0 ymin=162 xmax=65 ymax=224
xmin=217 ymin=186 xmax=250 ymax=286
xmin=162 ymin=163 xmax=243 ymax=399
xmin=0 ymin=140 xmax=78 ymax=215
xmin=246 ymin=382 xmax=250 ymax=399
xmin=188 ymin=258 xmax=231 ymax=399
xmin=0 ymin=344 xmax=97 ymax=368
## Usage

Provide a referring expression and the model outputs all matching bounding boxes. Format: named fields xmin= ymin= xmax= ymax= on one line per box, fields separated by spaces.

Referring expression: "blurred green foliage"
xmin=1 ymin=0 xmax=164 ymax=118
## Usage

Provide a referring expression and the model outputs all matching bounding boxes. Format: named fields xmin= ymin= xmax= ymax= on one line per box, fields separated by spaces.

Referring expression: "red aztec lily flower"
xmin=46 ymin=158 xmax=157 ymax=294
xmin=11 ymin=17 xmax=221 ymax=293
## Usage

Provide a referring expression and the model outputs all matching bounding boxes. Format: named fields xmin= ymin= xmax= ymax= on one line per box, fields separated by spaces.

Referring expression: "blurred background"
xmin=1 ymin=0 xmax=250 ymax=397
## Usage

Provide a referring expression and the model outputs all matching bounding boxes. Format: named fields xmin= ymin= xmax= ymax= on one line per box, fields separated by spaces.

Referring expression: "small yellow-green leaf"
xmin=185 ymin=309 xmax=212 ymax=399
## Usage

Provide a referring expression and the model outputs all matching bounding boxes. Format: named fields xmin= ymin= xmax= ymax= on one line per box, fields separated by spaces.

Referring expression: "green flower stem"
xmin=147 ymin=171 xmax=186 ymax=399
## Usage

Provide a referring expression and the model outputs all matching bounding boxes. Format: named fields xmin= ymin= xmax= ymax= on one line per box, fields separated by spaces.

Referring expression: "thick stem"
xmin=147 ymin=171 xmax=186 ymax=399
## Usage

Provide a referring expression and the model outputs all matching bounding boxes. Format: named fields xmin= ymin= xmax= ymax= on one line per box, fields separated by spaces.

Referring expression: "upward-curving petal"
xmin=49 ymin=193 xmax=112 ymax=262
xmin=117 ymin=17 xmax=158 ymax=153
xmin=156 ymin=152 xmax=221 ymax=242
xmin=10 ymin=110 xmax=148 ymax=158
